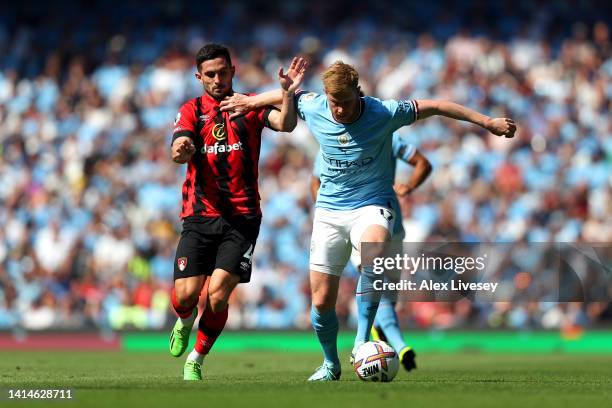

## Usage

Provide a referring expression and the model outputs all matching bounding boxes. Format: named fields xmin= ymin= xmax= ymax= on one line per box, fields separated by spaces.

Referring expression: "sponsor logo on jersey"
xmin=323 ymin=155 xmax=374 ymax=168
xmin=212 ymin=123 xmax=226 ymax=140
xmin=201 ymin=141 xmax=244 ymax=155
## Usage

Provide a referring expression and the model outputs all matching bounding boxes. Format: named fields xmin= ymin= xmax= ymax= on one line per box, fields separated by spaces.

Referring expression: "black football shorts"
xmin=174 ymin=215 xmax=261 ymax=283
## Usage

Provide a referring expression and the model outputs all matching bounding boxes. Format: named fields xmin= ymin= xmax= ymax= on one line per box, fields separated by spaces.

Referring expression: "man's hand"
xmin=485 ymin=118 xmax=517 ymax=138
xmin=394 ymin=183 xmax=414 ymax=197
xmin=220 ymin=58 xmax=307 ymax=119
xmin=285 ymin=56 xmax=307 ymax=84
xmin=279 ymin=57 xmax=307 ymax=93
xmin=172 ymin=136 xmax=195 ymax=163
xmin=220 ymin=93 xmax=252 ymax=120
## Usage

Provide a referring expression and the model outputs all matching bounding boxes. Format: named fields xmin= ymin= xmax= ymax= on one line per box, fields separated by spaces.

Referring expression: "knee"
xmin=174 ymin=286 xmax=199 ymax=307
xmin=368 ymin=242 xmax=387 ymax=259
xmin=312 ymin=291 xmax=335 ymax=312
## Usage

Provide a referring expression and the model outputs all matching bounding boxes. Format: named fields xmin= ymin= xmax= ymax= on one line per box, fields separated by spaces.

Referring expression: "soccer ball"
xmin=353 ymin=341 xmax=399 ymax=382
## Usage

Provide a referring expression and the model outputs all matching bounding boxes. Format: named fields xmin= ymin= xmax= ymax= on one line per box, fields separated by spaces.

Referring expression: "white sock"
xmin=180 ymin=310 xmax=196 ymax=326
xmin=187 ymin=349 xmax=205 ymax=364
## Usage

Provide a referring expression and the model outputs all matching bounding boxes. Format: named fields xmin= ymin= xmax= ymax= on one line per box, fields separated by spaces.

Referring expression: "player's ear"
xmin=230 ymin=65 xmax=235 ymax=78
xmin=195 ymin=71 xmax=202 ymax=83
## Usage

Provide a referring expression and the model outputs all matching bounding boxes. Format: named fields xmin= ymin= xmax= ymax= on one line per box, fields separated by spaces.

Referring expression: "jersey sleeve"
xmin=171 ymin=101 xmax=198 ymax=145
xmin=391 ymin=133 xmax=416 ymax=163
xmin=383 ymin=99 xmax=419 ymax=130
xmin=294 ymin=90 xmax=319 ymax=121
xmin=258 ymin=106 xmax=280 ymax=130
xmin=312 ymin=151 xmax=323 ymax=178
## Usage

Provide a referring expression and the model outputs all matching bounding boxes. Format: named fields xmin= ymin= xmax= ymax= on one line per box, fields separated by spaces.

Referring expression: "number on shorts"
xmin=380 ymin=209 xmax=393 ymax=221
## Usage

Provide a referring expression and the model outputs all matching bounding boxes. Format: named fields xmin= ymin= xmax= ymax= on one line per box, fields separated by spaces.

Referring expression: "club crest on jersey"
xmin=212 ymin=123 xmax=226 ymax=140
xmin=337 ymin=133 xmax=351 ymax=145
xmin=177 ymin=257 xmax=187 ymax=271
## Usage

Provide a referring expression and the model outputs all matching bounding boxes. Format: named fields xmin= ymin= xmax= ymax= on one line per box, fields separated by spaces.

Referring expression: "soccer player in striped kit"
xmin=169 ymin=44 xmax=307 ymax=380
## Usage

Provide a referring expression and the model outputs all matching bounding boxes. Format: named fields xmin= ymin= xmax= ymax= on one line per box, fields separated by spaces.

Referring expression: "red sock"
xmin=171 ymin=288 xmax=198 ymax=319
xmin=195 ymin=306 xmax=228 ymax=354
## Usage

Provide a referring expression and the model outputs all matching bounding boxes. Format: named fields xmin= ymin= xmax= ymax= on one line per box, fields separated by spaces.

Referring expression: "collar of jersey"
xmin=328 ymin=97 xmax=366 ymax=126
xmin=202 ymin=91 xmax=229 ymax=106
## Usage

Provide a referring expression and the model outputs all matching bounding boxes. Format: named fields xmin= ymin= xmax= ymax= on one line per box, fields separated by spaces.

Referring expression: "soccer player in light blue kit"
xmin=221 ymin=61 xmax=516 ymax=381
xmin=310 ymin=133 xmax=432 ymax=372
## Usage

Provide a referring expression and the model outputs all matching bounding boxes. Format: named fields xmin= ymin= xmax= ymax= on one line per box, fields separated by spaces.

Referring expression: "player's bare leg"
xmin=184 ymin=268 xmax=239 ymax=380
xmin=308 ymin=270 xmax=342 ymax=381
xmin=170 ymin=275 xmax=205 ymax=357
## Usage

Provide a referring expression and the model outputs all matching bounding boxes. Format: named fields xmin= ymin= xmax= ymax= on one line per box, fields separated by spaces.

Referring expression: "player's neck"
xmin=203 ymin=89 xmax=233 ymax=103
xmin=334 ymin=98 xmax=364 ymax=124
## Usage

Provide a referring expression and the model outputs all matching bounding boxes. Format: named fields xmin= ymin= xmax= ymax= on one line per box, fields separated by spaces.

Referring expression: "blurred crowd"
xmin=0 ymin=0 xmax=610 ymax=332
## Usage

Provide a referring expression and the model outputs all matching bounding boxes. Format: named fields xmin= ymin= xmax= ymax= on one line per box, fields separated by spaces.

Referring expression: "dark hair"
xmin=195 ymin=44 xmax=232 ymax=71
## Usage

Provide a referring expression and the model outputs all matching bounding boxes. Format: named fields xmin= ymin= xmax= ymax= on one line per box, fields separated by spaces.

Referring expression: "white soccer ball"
xmin=353 ymin=341 xmax=399 ymax=382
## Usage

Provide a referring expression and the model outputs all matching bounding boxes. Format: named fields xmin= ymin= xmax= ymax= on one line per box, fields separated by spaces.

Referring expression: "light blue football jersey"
xmin=296 ymin=91 xmax=418 ymax=211
xmin=313 ymin=133 xmax=416 ymax=236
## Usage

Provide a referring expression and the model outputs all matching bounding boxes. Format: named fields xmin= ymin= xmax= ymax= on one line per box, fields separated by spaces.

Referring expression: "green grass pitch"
xmin=1 ymin=351 xmax=612 ymax=408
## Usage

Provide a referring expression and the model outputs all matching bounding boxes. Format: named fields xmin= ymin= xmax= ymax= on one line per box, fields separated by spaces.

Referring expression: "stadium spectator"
xmin=0 ymin=0 xmax=610 ymax=331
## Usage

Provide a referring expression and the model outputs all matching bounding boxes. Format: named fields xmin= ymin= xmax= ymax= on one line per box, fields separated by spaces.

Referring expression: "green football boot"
xmin=169 ymin=310 xmax=196 ymax=357
xmin=183 ymin=360 xmax=202 ymax=381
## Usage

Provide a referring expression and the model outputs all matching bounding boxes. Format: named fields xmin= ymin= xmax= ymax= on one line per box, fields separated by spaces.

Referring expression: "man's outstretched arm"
xmin=265 ymin=57 xmax=307 ymax=132
xmin=220 ymin=90 xmax=283 ymax=118
xmin=220 ymin=58 xmax=306 ymax=119
xmin=416 ymin=100 xmax=517 ymax=138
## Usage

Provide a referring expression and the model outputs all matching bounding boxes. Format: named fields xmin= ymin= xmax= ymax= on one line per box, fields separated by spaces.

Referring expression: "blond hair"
xmin=321 ymin=61 xmax=360 ymax=99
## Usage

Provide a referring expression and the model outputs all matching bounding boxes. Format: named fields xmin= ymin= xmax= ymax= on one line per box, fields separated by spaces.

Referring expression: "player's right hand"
xmin=220 ymin=93 xmax=253 ymax=119
xmin=486 ymin=117 xmax=516 ymax=138
xmin=172 ymin=136 xmax=196 ymax=163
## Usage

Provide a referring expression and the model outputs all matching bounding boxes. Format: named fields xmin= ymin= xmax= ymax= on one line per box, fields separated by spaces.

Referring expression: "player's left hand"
xmin=285 ymin=56 xmax=307 ymax=84
xmin=279 ymin=57 xmax=307 ymax=93
xmin=394 ymin=183 xmax=414 ymax=197
xmin=486 ymin=117 xmax=516 ymax=138
xmin=220 ymin=93 xmax=252 ymax=119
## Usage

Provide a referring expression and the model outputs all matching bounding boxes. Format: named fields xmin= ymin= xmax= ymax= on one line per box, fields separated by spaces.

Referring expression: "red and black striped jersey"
xmin=172 ymin=92 xmax=275 ymax=219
